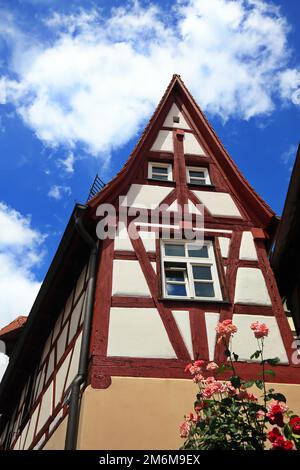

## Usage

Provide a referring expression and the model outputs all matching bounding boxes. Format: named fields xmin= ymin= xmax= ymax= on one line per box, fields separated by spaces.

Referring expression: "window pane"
xmin=188 ymin=245 xmax=209 ymax=258
xmin=192 ymin=265 xmax=212 ymax=280
xmin=194 ymin=282 xmax=215 ymax=297
xmin=152 ymin=174 xmax=168 ymax=180
xmin=152 ymin=166 xmax=168 ymax=174
xmin=164 ymin=244 xmax=185 ymax=257
xmin=190 ymin=178 xmax=207 ymax=185
xmin=165 ymin=270 xmax=185 ymax=282
xmin=166 ymin=283 xmax=187 ymax=296
xmin=189 ymin=170 xmax=205 ymax=178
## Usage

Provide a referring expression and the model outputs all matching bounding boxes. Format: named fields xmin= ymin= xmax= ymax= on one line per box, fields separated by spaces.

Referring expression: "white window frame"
xmin=161 ymin=239 xmax=222 ymax=301
xmin=186 ymin=166 xmax=211 ymax=185
xmin=148 ymin=162 xmax=173 ymax=182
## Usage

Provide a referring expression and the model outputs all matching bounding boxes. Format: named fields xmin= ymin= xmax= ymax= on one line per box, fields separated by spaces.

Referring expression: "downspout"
xmin=64 ymin=209 xmax=98 ymax=450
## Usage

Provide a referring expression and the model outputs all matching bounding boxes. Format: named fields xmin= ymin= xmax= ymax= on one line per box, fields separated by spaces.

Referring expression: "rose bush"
xmin=180 ymin=320 xmax=300 ymax=450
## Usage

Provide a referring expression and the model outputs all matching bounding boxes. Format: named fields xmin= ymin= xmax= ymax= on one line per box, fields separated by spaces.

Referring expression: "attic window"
xmin=186 ymin=166 xmax=211 ymax=186
xmin=148 ymin=162 xmax=173 ymax=181
xmin=173 ymin=116 xmax=180 ymax=123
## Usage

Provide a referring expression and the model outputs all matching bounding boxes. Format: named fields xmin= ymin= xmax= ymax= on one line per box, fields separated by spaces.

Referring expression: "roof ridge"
xmin=175 ymin=75 xmax=274 ymax=216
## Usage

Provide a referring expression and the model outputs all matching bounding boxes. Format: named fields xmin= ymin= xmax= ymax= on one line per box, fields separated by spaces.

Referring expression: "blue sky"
xmin=0 ymin=0 xmax=299 ymax=334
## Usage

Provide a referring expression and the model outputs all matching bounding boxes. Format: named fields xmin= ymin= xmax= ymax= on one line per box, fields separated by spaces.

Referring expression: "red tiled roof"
xmin=0 ymin=316 xmax=27 ymax=338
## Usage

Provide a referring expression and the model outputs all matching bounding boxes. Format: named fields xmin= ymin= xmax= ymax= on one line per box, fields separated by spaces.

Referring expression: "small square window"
xmin=148 ymin=162 xmax=173 ymax=181
xmin=173 ymin=116 xmax=180 ymax=123
xmin=187 ymin=167 xmax=211 ymax=186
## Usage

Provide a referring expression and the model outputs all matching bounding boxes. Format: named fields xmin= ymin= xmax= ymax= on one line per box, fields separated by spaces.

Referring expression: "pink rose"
xmin=206 ymin=362 xmax=219 ymax=371
xmin=179 ymin=421 xmax=191 ymax=438
xmin=250 ymin=321 xmax=269 ymax=339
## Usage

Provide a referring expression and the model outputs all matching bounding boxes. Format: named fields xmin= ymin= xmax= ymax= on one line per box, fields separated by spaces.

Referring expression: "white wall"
xmin=234 ymin=268 xmax=272 ymax=306
xmin=192 ymin=191 xmax=242 ymax=218
xmin=107 ymin=308 xmax=177 ymax=358
xmin=172 ymin=311 xmax=194 ymax=359
xmin=163 ymin=103 xmax=191 ymax=130
xmin=151 ymin=130 xmax=173 ymax=152
xmin=112 ymin=260 xmax=152 ymax=296
xmin=239 ymin=232 xmax=258 ymax=261
xmin=122 ymin=184 xmax=173 ymax=210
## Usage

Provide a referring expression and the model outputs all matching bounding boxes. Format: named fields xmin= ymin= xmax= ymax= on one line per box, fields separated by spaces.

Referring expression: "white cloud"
xmin=0 ymin=0 xmax=299 ymax=159
xmin=0 ymin=203 xmax=45 ymax=326
xmin=281 ymin=144 xmax=297 ymax=171
xmin=57 ymin=152 xmax=75 ymax=174
xmin=279 ymin=68 xmax=300 ymax=105
xmin=0 ymin=202 xmax=46 ymax=379
xmin=48 ymin=185 xmax=71 ymax=199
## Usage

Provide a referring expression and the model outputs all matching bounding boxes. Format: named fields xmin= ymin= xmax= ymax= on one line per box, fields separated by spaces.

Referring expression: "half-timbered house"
xmin=0 ymin=75 xmax=299 ymax=450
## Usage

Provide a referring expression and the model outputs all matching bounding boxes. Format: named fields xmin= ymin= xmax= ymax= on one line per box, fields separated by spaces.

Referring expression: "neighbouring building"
xmin=271 ymin=144 xmax=300 ymax=337
xmin=0 ymin=75 xmax=299 ymax=450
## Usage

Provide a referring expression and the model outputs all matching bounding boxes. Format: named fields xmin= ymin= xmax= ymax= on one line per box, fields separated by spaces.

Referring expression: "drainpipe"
xmin=64 ymin=209 xmax=98 ymax=450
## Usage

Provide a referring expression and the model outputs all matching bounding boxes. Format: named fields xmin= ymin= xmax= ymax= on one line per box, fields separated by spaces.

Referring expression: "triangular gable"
xmin=88 ymin=75 xmax=276 ymax=234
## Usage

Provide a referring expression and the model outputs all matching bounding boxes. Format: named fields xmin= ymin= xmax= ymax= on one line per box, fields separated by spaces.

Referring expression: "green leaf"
xmin=265 ymin=357 xmax=280 ymax=366
xmin=255 ymin=380 xmax=264 ymax=390
xmin=243 ymin=380 xmax=255 ymax=388
xmin=258 ymin=369 xmax=276 ymax=377
xmin=283 ymin=424 xmax=292 ymax=440
xmin=269 ymin=392 xmax=287 ymax=403
xmin=216 ymin=364 xmax=233 ymax=374
xmin=264 ymin=369 xmax=276 ymax=376
xmin=250 ymin=350 xmax=261 ymax=360
xmin=230 ymin=376 xmax=241 ymax=388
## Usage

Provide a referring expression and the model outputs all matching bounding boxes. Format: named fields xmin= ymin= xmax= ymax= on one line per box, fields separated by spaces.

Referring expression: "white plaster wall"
xmin=166 ymin=199 xmax=202 ymax=215
xmin=172 ymin=311 xmax=194 ymax=359
xmin=107 ymin=308 xmax=177 ymax=358
xmin=68 ymin=293 xmax=84 ymax=343
xmin=62 ymin=289 xmax=74 ymax=324
xmin=188 ymin=199 xmax=203 ymax=215
xmin=218 ymin=237 xmax=231 ymax=258
xmin=45 ymin=349 xmax=55 ymax=383
xmin=19 ymin=421 xmax=29 ymax=450
xmin=52 ymin=309 xmax=64 ymax=343
xmin=112 ymin=260 xmax=151 ymax=296
xmin=122 ymin=184 xmax=173 ymax=210
xmin=184 ymin=133 xmax=205 ymax=155
xmin=36 ymin=382 xmax=53 ymax=434
xmin=151 ymin=130 xmax=173 ymax=152
xmin=54 ymin=350 xmax=72 ymax=408
xmin=234 ymin=268 xmax=272 ymax=306
xmin=163 ymin=103 xmax=191 ymax=130
xmin=23 ymin=406 xmax=39 ymax=450
xmin=205 ymin=312 xmax=220 ymax=361
xmin=40 ymin=333 xmax=52 ymax=364
xmin=65 ymin=332 xmax=83 ymax=391
xmin=231 ymin=314 xmax=288 ymax=364
xmin=166 ymin=200 xmax=178 ymax=212
xmin=192 ymin=191 xmax=242 ymax=218
xmin=74 ymin=265 xmax=87 ymax=304
xmin=239 ymin=231 xmax=258 ymax=261
xmin=114 ymin=222 xmax=134 ymax=251
xmin=139 ymin=230 xmax=156 ymax=252
xmin=56 ymin=323 xmax=68 ymax=363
